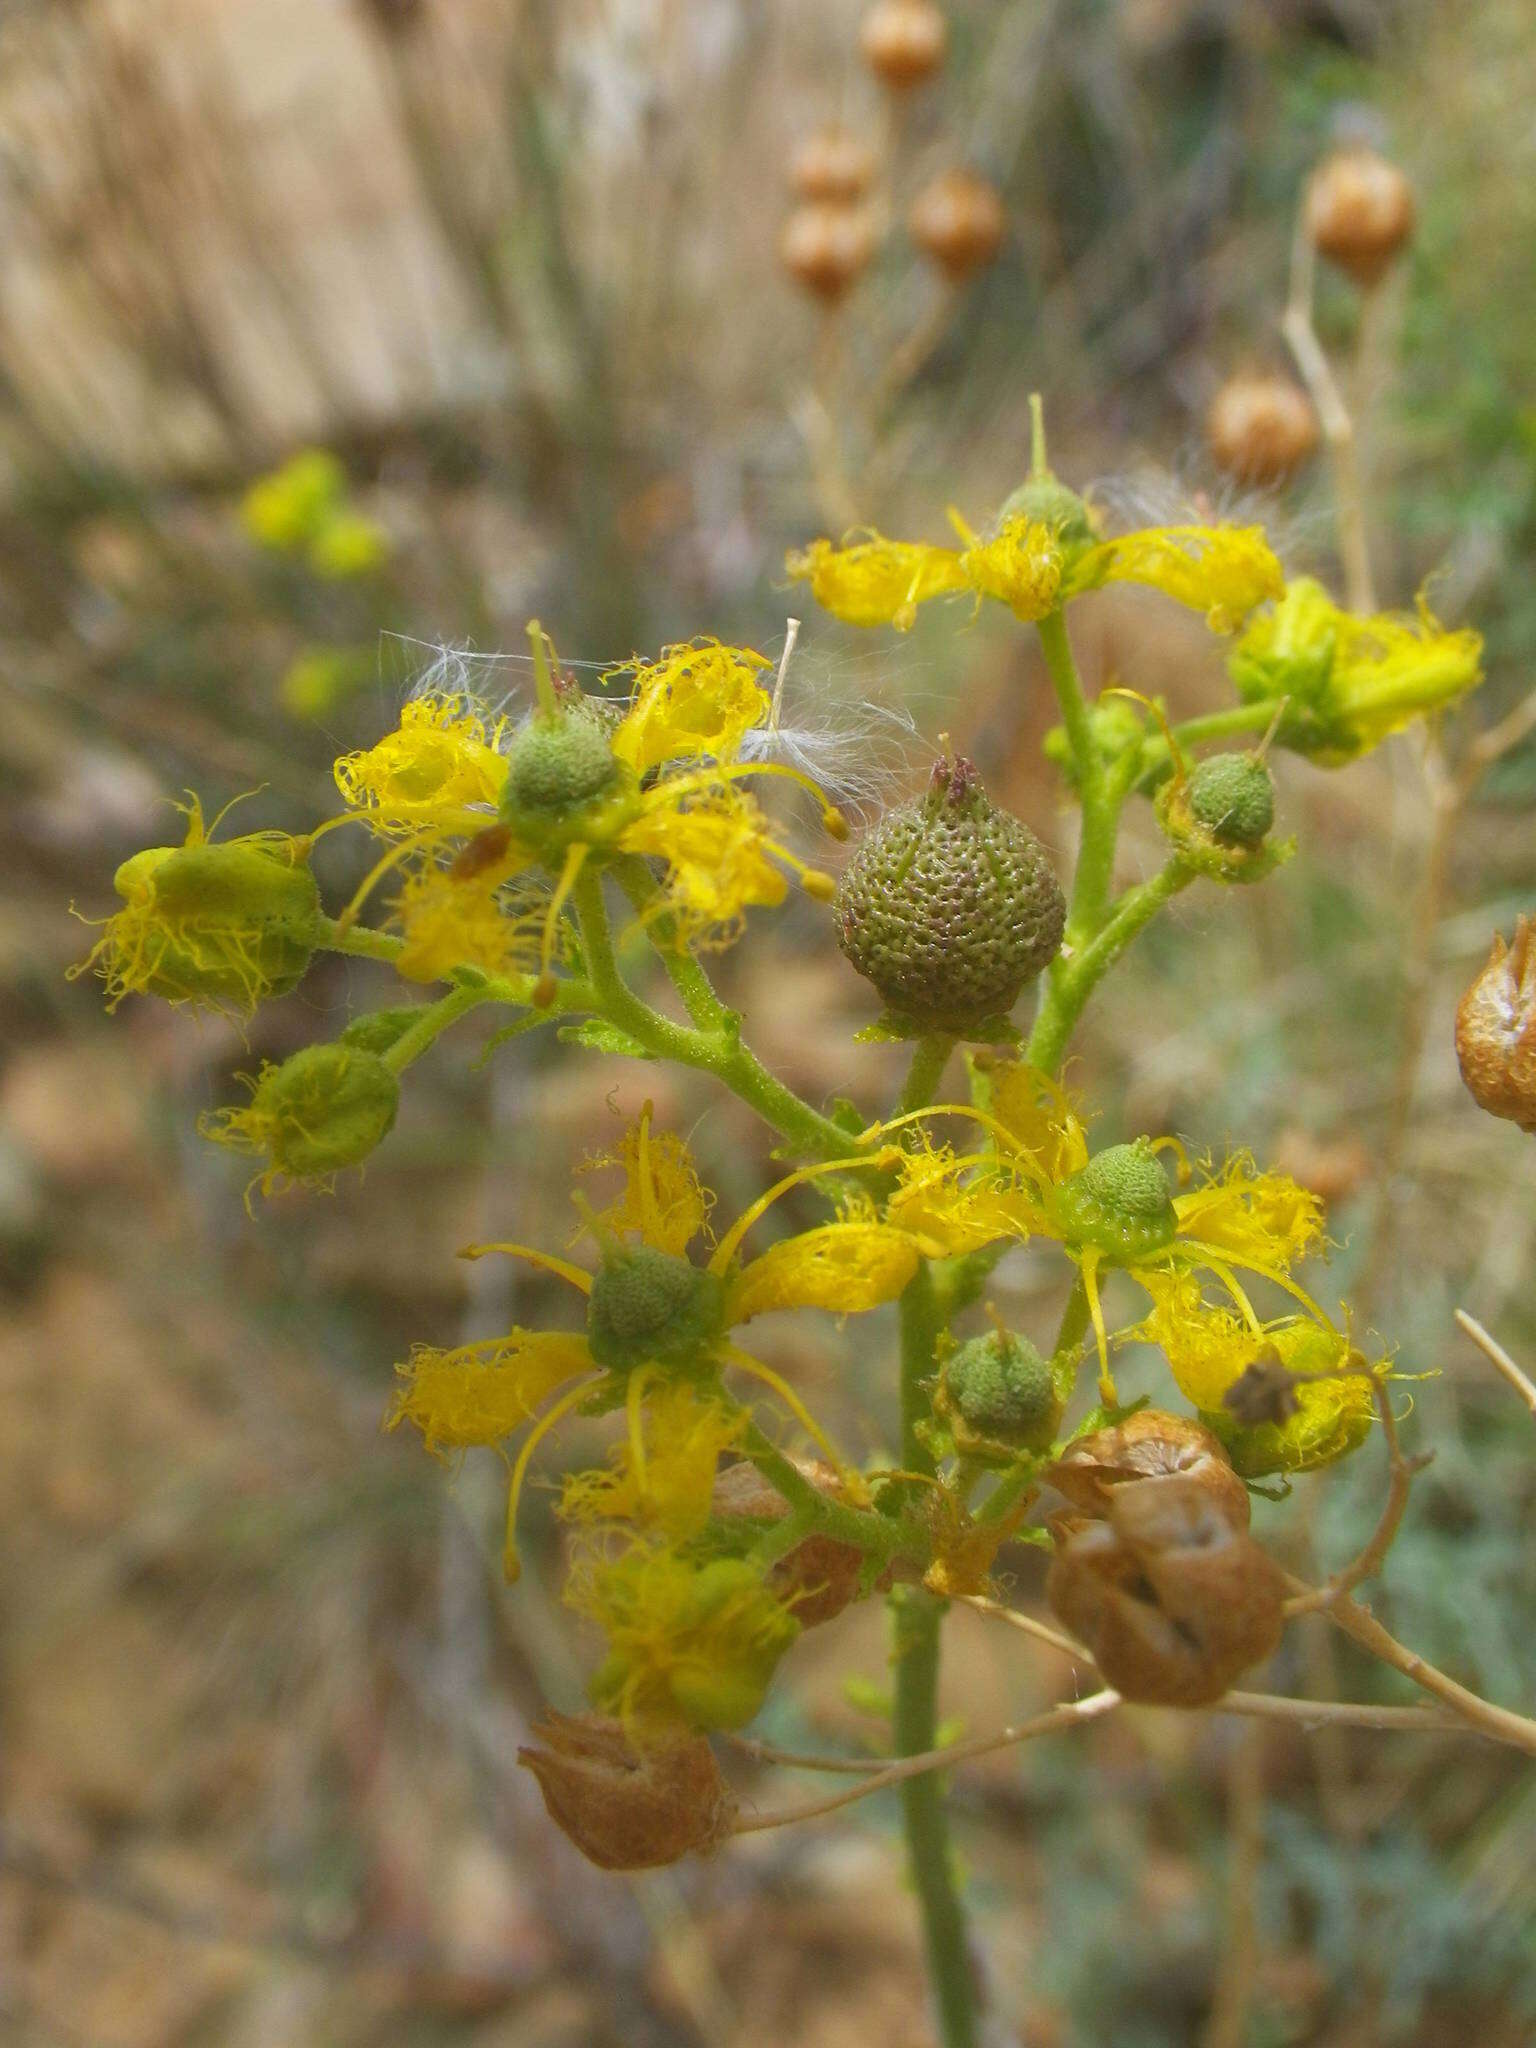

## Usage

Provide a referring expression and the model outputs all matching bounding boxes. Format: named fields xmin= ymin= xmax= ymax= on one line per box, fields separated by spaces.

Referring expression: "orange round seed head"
xmin=518 ymin=1712 xmax=735 ymax=1870
xmin=1305 ymin=146 xmax=1415 ymax=287
xmin=908 ymin=169 xmax=1007 ymax=281
xmin=860 ymin=0 xmax=948 ymax=90
xmin=778 ymin=202 xmax=877 ymax=302
xmin=790 ymin=129 xmax=878 ymax=204
xmin=1206 ymin=374 xmax=1320 ymax=487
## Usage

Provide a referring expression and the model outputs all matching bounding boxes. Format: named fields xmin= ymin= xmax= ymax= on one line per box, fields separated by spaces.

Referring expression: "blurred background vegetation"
xmin=2 ymin=1 xmax=1533 ymax=2043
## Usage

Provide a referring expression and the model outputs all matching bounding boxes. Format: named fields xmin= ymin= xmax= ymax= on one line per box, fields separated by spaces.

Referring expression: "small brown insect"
xmin=450 ymin=825 xmax=513 ymax=880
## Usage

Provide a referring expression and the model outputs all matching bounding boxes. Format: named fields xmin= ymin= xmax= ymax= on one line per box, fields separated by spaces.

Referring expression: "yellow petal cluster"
xmin=1064 ymin=525 xmax=1284 ymax=633
xmin=334 ymin=695 xmax=509 ymax=832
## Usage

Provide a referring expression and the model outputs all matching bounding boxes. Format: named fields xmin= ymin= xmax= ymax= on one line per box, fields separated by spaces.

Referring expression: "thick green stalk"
xmin=1026 ymin=859 xmax=1193 ymax=1073
xmin=1037 ymin=608 xmax=1120 ymax=945
xmin=573 ymin=864 xmax=854 ymax=1161
xmin=382 ymin=980 xmax=494 ymax=1073
xmin=898 ymin=1032 xmax=958 ymax=1117
xmin=893 ymin=1262 xmax=976 ymax=2048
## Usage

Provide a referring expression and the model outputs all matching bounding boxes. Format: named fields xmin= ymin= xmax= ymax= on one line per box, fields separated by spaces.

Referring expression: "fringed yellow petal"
xmin=558 ymin=1383 xmax=744 ymax=1538
xmin=580 ymin=1117 xmax=712 ymax=1257
xmin=621 ymin=786 xmax=789 ymax=951
xmin=607 ymin=639 xmax=772 ymax=776
xmin=334 ymin=696 xmax=508 ymax=832
xmin=386 ymin=1330 xmax=595 ymax=1454
xmin=1229 ymin=577 xmax=1484 ymax=764
xmin=1136 ymin=1275 xmax=1375 ymax=1476
xmin=1173 ymin=1157 xmax=1324 ymax=1271
xmin=982 ymin=1060 xmax=1091 ymax=1185
xmin=1067 ymin=525 xmax=1284 ymax=633
xmin=955 ymin=511 xmax=1063 ymax=622
xmin=565 ymin=1535 xmax=800 ymax=1734
xmin=727 ymin=1221 xmax=922 ymax=1322
xmin=885 ymin=1140 xmax=1037 ymax=1256
xmin=786 ymin=532 xmax=968 ymax=630
xmin=389 ymin=861 xmax=541 ymax=985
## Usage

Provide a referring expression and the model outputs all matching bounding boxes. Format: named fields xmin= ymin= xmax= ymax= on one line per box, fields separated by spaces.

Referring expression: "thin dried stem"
xmin=724 ymin=1734 xmax=887 ymax=1775
xmin=1281 ymin=206 xmax=1374 ymax=615
xmin=1284 ymin=1372 xmax=1431 ymax=1617
xmin=1314 ymin=1587 xmax=1536 ymax=1758
xmin=1455 ymin=1309 xmax=1536 ymax=1421
xmin=729 ymin=1690 xmax=1124 ymax=1834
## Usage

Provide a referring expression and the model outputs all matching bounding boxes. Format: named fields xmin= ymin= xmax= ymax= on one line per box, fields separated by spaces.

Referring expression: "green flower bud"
xmin=499 ymin=710 xmax=639 ymax=852
xmin=1187 ymin=754 xmax=1275 ymax=849
xmin=996 ymin=473 xmax=1096 ymax=553
xmin=81 ymin=836 xmax=323 ymax=1013
xmin=834 ymin=756 xmax=1066 ymax=1034
xmin=941 ymin=1328 xmax=1062 ymax=1453
xmin=1050 ymin=1139 xmax=1179 ymax=1262
xmin=586 ymin=1245 xmax=727 ymax=1374
xmin=200 ymin=1042 xmax=400 ymax=1192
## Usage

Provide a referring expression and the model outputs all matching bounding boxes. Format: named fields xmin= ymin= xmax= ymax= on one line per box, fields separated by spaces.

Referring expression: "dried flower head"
xmin=1047 ymin=1477 xmax=1286 ymax=1706
xmin=908 ymin=170 xmax=1007 ymax=281
xmin=790 ymin=129 xmax=877 ymax=204
xmin=518 ymin=1711 xmax=735 ymax=1869
xmin=1206 ymin=375 xmax=1320 ymax=487
xmin=1305 ymin=145 xmax=1415 ymax=287
xmin=1456 ymin=917 xmax=1536 ymax=1133
xmin=779 ymin=203 xmax=877 ymax=302
xmin=860 ymin=0 xmax=947 ymax=89
xmin=1049 ymin=1411 xmax=1250 ymax=1532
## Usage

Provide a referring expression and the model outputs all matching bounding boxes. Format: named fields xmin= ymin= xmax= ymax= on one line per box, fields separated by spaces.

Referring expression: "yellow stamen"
xmin=724 ymin=1345 xmax=860 ymax=1495
xmin=706 ymin=1149 xmax=902 ymax=1276
xmin=533 ymin=841 xmax=589 ymax=1006
xmin=333 ymin=827 xmax=442 ymax=934
xmin=503 ymin=1375 xmax=601 ymax=1581
xmin=461 ymin=1241 xmax=594 ymax=1294
xmin=1177 ymin=1239 xmax=1339 ymax=1332
xmin=635 ymin=1102 xmax=664 ymax=1246
xmin=625 ymin=1363 xmax=653 ymax=1500
xmin=1079 ymin=1251 xmax=1115 ymax=1404
xmin=1198 ymin=1255 xmax=1264 ymax=1336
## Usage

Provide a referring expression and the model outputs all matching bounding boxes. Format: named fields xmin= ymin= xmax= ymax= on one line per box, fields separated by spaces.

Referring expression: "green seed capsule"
xmin=1050 ymin=1139 xmax=1179 ymax=1262
xmin=834 ymin=756 xmax=1066 ymax=1033
xmin=586 ymin=1245 xmax=727 ymax=1374
xmin=499 ymin=711 xmax=638 ymax=852
xmin=943 ymin=1328 xmax=1061 ymax=1451
xmin=1187 ymin=754 xmax=1275 ymax=849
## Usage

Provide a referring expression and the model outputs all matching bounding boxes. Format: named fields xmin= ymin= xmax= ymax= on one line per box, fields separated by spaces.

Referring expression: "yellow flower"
xmin=790 ymin=511 xmax=1279 ymax=634
xmin=883 ymin=1062 xmax=1332 ymax=1398
xmin=68 ymin=793 xmax=322 ymax=1015
xmin=387 ymin=1106 xmax=924 ymax=1577
xmin=784 ymin=532 xmax=968 ymax=630
xmin=307 ymin=511 xmax=389 ymax=580
xmin=388 ymin=860 xmax=545 ymax=985
xmin=1063 ymin=524 xmax=1284 ymax=633
xmin=1134 ymin=1274 xmax=1378 ymax=1475
xmin=559 ymin=1383 xmax=745 ymax=1539
xmin=605 ymin=640 xmax=773 ymax=776
xmin=334 ymin=695 xmax=510 ymax=835
xmin=1229 ymin=578 xmax=1484 ymax=763
xmin=387 ymin=1330 xmax=596 ymax=1457
xmin=564 ymin=1534 xmax=800 ymax=1733
xmin=241 ymin=450 xmax=345 ymax=553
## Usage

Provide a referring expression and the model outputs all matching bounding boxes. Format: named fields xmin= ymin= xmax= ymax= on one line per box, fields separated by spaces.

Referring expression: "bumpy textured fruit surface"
xmin=944 ymin=1329 xmax=1060 ymax=1450
xmin=586 ymin=1246 xmax=726 ymax=1373
xmin=1188 ymin=754 xmax=1275 ymax=848
xmin=996 ymin=473 xmax=1095 ymax=550
xmin=834 ymin=756 xmax=1065 ymax=1031
xmin=502 ymin=712 xmax=620 ymax=820
xmin=257 ymin=1044 xmax=400 ymax=1178
xmin=1050 ymin=1139 xmax=1179 ymax=1261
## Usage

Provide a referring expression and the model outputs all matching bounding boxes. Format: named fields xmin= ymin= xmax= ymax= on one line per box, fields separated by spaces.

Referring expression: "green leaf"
xmin=557 ymin=1018 xmax=656 ymax=1059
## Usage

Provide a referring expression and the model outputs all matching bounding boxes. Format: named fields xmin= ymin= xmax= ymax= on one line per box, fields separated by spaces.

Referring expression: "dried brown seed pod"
xmin=1049 ymin=1410 xmax=1250 ymax=1531
xmin=1047 ymin=1478 xmax=1286 ymax=1707
xmin=908 ymin=170 xmax=1007 ymax=281
xmin=1206 ymin=375 xmax=1320 ymax=487
xmin=712 ymin=1459 xmax=867 ymax=1626
xmin=859 ymin=0 xmax=948 ymax=90
xmin=778 ymin=202 xmax=877 ymax=302
xmin=1456 ymin=916 xmax=1536 ymax=1133
xmin=791 ymin=129 xmax=878 ymax=204
xmin=1305 ymin=146 xmax=1415 ymax=287
xmin=518 ymin=1711 xmax=735 ymax=1870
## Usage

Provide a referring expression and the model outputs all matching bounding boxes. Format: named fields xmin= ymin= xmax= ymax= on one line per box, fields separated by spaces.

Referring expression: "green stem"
xmin=382 ymin=980 xmax=494 ymax=1073
xmin=736 ymin=1418 xmax=915 ymax=1565
xmin=1037 ymin=608 xmax=1120 ymax=948
xmin=573 ymin=864 xmax=854 ymax=1161
xmin=898 ymin=1033 xmax=958 ymax=1117
xmin=315 ymin=916 xmax=407 ymax=966
xmin=612 ymin=855 xmax=731 ymax=1031
xmin=893 ymin=1262 xmax=977 ymax=2048
xmin=1026 ymin=859 xmax=1193 ymax=1074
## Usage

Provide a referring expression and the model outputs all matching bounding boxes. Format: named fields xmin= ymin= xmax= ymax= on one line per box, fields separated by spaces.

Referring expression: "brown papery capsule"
xmin=1049 ymin=1410 xmax=1251 ymax=1532
xmin=859 ymin=0 xmax=948 ymax=89
xmin=712 ymin=1458 xmax=867 ymax=1626
xmin=1305 ymin=146 xmax=1415 ymax=287
xmin=1206 ymin=375 xmax=1320 ymax=487
xmin=1456 ymin=915 xmax=1536 ymax=1133
xmin=791 ymin=129 xmax=877 ymax=204
xmin=908 ymin=170 xmax=1007 ymax=281
xmin=779 ymin=203 xmax=876 ymax=302
xmin=518 ymin=1712 xmax=735 ymax=1870
xmin=1047 ymin=1477 xmax=1286 ymax=1707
